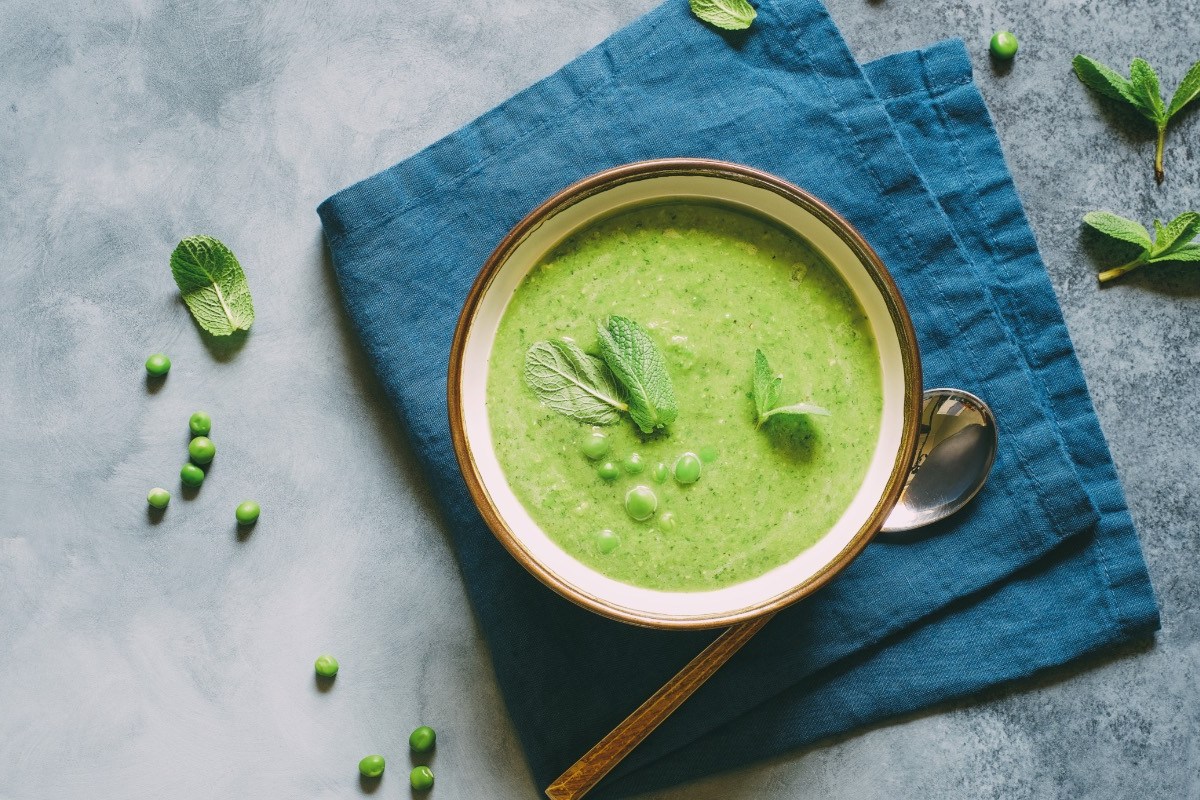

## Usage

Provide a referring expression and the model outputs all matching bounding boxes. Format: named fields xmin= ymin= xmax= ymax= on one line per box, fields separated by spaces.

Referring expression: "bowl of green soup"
xmin=449 ymin=159 xmax=921 ymax=629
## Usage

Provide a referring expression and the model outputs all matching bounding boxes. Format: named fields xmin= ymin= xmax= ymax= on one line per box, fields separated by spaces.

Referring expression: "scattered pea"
xmin=147 ymin=487 xmax=171 ymax=509
xmin=624 ymin=485 xmax=657 ymax=521
xmin=674 ymin=452 xmax=702 ymax=485
xmin=314 ymin=653 xmax=339 ymax=678
xmin=652 ymin=463 xmax=669 ymax=484
xmin=144 ymin=353 xmax=171 ymax=377
xmin=409 ymin=725 xmax=436 ymax=753
xmin=410 ymin=765 xmax=434 ymax=791
xmin=595 ymin=529 xmax=621 ymax=554
xmin=180 ymin=463 xmax=205 ymax=487
xmin=699 ymin=445 xmax=718 ymax=463
xmin=235 ymin=500 xmax=260 ymax=526
xmin=358 ymin=754 xmax=385 ymax=778
xmin=659 ymin=511 xmax=677 ymax=531
xmin=623 ymin=453 xmax=644 ymax=474
xmin=188 ymin=436 xmax=216 ymax=464
xmin=188 ymin=411 xmax=212 ymax=436
xmin=581 ymin=431 xmax=610 ymax=460
xmin=597 ymin=461 xmax=620 ymax=480
xmin=989 ymin=30 xmax=1018 ymax=60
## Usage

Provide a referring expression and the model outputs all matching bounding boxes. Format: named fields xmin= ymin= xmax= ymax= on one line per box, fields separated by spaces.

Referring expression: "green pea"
xmin=699 ymin=445 xmax=718 ymax=463
xmin=188 ymin=436 xmax=216 ymax=464
xmin=180 ymin=463 xmax=205 ymax=487
xmin=674 ymin=453 xmax=702 ymax=485
xmin=597 ymin=461 xmax=620 ymax=480
xmin=595 ymin=529 xmax=621 ymax=554
xmin=358 ymin=754 xmax=385 ymax=778
xmin=410 ymin=765 xmax=434 ymax=791
xmin=409 ymin=725 xmax=436 ymax=753
xmin=659 ymin=511 xmax=677 ymax=531
xmin=147 ymin=487 xmax=171 ymax=509
xmin=652 ymin=463 xmax=669 ymax=484
xmin=144 ymin=353 xmax=171 ymax=376
xmin=235 ymin=500 xmax=260 ymax=525
xmin=581 ymin=431 xmax=610 ymax=460
xmin=624 ymin=485 xmax=657 ymax=521
xmin=188 ymin=411 xmax=212 ymax=436
xmin=623 ymin=453 xmax=644 ymax=474
xmin=314 ymin=653 xmax=339 ymax=678
xmin=990 ymin=30 xmax=1018 ymax=60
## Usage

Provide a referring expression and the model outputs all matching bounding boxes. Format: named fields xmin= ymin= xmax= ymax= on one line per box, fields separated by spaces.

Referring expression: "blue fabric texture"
xmin=317 ymin=2 xmax=1160 ymax=796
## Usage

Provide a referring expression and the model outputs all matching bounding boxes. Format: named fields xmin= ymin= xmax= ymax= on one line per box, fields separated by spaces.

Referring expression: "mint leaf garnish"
xmin=1073 ymin=55 xmax=1200 ymax=183
xmin=170 ymin=236 xmax=255 ymax=336
xmin=751 ymin=349 xmax=829 ymax=428
xmin=689 ymin=0 xmax=756 ymax=31
xmin=596 ymin=316 xmax=678 ymax=434
xmin=524 ymin=338 xmax=628 ymax=425
xmin=1084 ymin=210 xmax=1200 ymax=282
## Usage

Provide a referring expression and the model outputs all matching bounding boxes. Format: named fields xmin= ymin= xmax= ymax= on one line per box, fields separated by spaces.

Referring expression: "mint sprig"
xmin=1084 ymin=210 xmax=1200 ymax=282
xmin=596 ymin=316 xmax=678 ymax=434
xmin=751 ymin=349 xmax=829 ymax=428
xmin=1073 ymin=55 xmax=1200 ymax=183
xmin=170 ymin=236 xmax=255 ymax=336
xmin=689 ymin=0 xmax=756 ymax=31
xmin=524 ymin=338 xmax=629 ymax=425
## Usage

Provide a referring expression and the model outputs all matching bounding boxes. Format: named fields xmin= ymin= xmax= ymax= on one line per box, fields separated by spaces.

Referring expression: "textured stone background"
xmin=2 ymin=0 xmax=1198 ymax=798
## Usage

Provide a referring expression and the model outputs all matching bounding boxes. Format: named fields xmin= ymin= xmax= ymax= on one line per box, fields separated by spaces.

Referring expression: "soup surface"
xmin=486 ymin=202 xmax=882 ymax=591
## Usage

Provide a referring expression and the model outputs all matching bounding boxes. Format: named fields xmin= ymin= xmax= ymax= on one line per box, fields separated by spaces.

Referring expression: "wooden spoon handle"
xmin=544 ymin=613 xmax=775 ymax=800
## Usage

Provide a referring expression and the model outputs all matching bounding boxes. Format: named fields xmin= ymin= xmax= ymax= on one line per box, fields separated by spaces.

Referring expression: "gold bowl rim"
xmin=447 ymin=158 xmax=922 ymax=630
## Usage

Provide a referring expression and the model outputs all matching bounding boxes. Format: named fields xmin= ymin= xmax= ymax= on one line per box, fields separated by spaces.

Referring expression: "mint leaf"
xmin=170 ymin=236 xmax=254 ymax=336
xmin=1083 ymin=211 xmax=1152 ymax=250
xmin=1086 ymin=209 xmax=1200 ymax=281
xmin=524 ymin=339 xmax=628 ymax=425
xmin=1073 ymin=55 xmax=1140 ymax=107
xmin=689 ymin=0 xmax=756 ymax=30
xmin=751 ymin=350 xmax=828 ymax=428
xmin=1151 ymin=212 xmax=1200 ymax=256
xmin=1128 ymin=58 xmax=1167 ymax=121
xmin=751 ymin=349 xmax=780 ymax=423
xmin=596 ymin=316 xmax=677 ymax=434
xmin=1167 ymin=60 xmax=1200 ymax=117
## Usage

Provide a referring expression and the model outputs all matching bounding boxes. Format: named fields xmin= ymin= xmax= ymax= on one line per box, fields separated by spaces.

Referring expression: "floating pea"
xmin=597 ymin=461 xmax=620 ymax=480
xmin=596 ymin=529 xmax=621 ymax=554
xmin=235 ymin=500 xmax=260 ymax=526
xmin=990 ymin=30 xmax=1018 ymax=60
xmin=581 ymin=431 xmax=610 ymax=460
xmin=624 ymin=485 xmax=657 ymax=521
xmin=623 ymin=453 xmax=644 ymax=474
xmin=652 ymin=463 xmax=669 ymax=484
xmin=147 ymin=487 xmax=171 ymax=509
xmin=674 ymin=453 xmax=702 ymax=485
xmin=699 ymin=445 xmax=718 ymax=463
xmin=188 ymin=436 xmax=216 ymax=465
xmin=659 ymin=511 xmax=677 ymax=531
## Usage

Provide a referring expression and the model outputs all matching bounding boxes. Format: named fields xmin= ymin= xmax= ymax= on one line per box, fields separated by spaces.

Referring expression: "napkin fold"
xmin=318 ymin=1 xmax=1159 ymax=796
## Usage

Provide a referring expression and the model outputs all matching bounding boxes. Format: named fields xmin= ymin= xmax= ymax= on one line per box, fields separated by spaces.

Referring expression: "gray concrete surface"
xmin=2 ymin=0 xmax=1198 ymax=798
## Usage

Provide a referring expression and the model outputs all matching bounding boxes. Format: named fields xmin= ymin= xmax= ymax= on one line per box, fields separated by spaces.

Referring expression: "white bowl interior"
xmin=461 ymin=175 xmax=907 ymax=622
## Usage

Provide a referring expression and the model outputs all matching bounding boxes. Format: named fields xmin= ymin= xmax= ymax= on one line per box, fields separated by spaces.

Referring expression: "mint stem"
xmin=1098 ymin=258 xmax=1144 ymax=283
xmin=1155 ymin=125 xmax=1166 ymax=184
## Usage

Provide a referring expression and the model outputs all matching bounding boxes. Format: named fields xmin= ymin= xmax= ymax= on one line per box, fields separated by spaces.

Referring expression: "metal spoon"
xmin=545 ymin=388 xmax=999 ymax=800
xmin=880 ymin=388 xmax=997 ymax=533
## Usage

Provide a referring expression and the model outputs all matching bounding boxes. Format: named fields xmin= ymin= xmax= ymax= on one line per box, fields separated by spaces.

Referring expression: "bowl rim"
xmin=448 ymin=157 xmax=922 ymax=630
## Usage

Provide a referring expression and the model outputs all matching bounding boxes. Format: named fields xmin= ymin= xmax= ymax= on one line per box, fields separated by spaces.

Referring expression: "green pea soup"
xmin=486 ymin=202 xmax=882 ymax=592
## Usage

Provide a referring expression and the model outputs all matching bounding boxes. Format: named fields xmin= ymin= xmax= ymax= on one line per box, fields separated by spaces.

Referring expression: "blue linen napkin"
xmin=318 ymin=1 xmax=1160 ymax=796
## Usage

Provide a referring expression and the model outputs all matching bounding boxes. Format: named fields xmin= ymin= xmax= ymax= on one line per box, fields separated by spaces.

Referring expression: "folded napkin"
xmin=318 ymin=1 xmax=1159 ymax=796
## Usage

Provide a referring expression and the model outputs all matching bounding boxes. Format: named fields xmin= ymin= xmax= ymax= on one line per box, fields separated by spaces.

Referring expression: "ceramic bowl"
xmin=449 ymin=158 xmax=921 ymax=630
